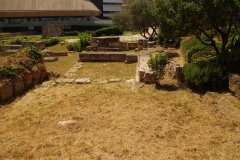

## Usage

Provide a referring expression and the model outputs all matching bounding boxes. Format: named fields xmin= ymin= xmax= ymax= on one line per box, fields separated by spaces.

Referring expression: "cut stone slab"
xmin=67 ymin=68 xmax=78 ymax=73
xmin=137 ymin=49 xmax=156 ymax=83
xmin=125 ymin=79 xmax=135 ymax=83
xmin=73 ymin=62 xmax=83 ymax=69
xmin=42 ymin=80 xmax=56 ymax=88
xmin=126 ymin=54 xmax=138 ymax=63
xmin=57 ymin=78 xmax=75 ymax=84
xmin=93 ymin=79 xmax=108 ymax=83
xmin=34 ymin=87 xmax=49 ymax=92
xmin=64 ymin=73 xmax=76 ymax=78
xmin=165 ymin=50 xmax=179 ymax=57
xmin=109 ymin=78 xmax=122 ymax=82
xmin=43 ymin=57 xmax=58 ymax=62
xmin=75 ymin=78 xmax=91 ymax=84
xmin=58 ymin=120 xmax=77 ymax=126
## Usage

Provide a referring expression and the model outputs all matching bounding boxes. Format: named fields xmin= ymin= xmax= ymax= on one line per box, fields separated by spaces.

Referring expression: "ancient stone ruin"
xmin=79 ymin=37 xmax=156 ymax=63
xmin=0 ymin=56 xmax=47 ymax=103
xmin=42 ymin=24 xmax=64 ymax=38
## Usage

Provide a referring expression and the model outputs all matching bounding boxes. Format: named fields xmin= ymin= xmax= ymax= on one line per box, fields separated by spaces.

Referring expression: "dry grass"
xmin=1 ymin=82 xmax=240 ymax=159
xmin=44 ymin=52 xmax=79 ymax=76
xmin=76 ymin=62 xmax=136 ymax=81
xmin=1 ymin=45 xmax=240 ymax=159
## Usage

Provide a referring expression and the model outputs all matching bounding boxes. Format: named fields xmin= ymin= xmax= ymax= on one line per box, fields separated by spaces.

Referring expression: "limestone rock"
xmin=0 ymin=80 xmax=13 ymax=102
xmin=58 ymin=120 xmax=77 ymax=126
xmin=229 ymin=73 xmax=240 ymax=100
xmin=23 ymin=69 xmax=33 ymax=89
xmin=109 ymin=78 xmax=122 ymax=83
xmin=12 ymin=74 xmax=25 ymax=96
xmin=75 ymin=78 xmax=91 ymax=84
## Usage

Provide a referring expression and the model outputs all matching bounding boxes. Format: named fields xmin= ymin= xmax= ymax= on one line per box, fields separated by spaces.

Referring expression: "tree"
xmin=155 ymin=0 xmax=240 ymax=57
xmin=111 ymin=0 xmax=158 ymax=41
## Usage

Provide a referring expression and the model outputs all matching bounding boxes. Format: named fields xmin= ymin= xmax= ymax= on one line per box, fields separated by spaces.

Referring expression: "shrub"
xmin=95 ymin=26 xmax=123 ymax=37
xmin=72 ymin=41 xmax=81 ymax=52
xmin=25 ymin=46 xmax=45 ymax=62
xmin=78 ymin=32 xmax=91 ymax=51
xmin=85 ymin=30 xmax=96 ymax=37
xmin=43 ymin=38 xmax=61 ymax=47
xmin=0 ymin=40 xmax=8 ymax=52
xmin=147 ymin=53 xmax=168 ymax=86
xmin=0 ymin=66 xmax=18 ymax=78
xmin=64 ymin=31 xmax=79 ymax=36
xmin=182 ymin=63 xmax=226 ymax=90
xmin=9 ymin=36 xmax=23 ymax=45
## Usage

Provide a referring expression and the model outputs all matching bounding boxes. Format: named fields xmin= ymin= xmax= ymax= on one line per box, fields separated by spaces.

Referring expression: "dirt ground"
xmin=1 ymin=44 xmax=240 ymax=159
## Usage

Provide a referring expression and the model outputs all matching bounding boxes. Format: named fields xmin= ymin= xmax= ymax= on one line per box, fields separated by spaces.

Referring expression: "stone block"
xmin=75 ymin=78 xmax=91 ymax=84
xmin=0 ymin=51 xmax=16 ymax=56
xmin=109 ymin=78 xmax=122 ymax=82
xmin=91 ymin=42 xmax=99 ymax=48
xmin=126 ymin=54 xmax=138 ymax=63
xmin=6 ymin=45 xmax=23 ymax=50
xmin=108 ymin=42 xmax=121 ymax=48
xmin=147 ymin=42 xmax=154 ymax=48
xmin=97 ymin=47 xmax=105 ymax=51
xmin=128 ymin=42 xmax=138 ymax=50
xmin=43 ymin=57 xmax=58 ymax=62
xmin=79 ymin=53 xmax=89 ymax=62
xmin=120 ymin=42 xmax=129 ymax=51
xmin=105 ymin=48 xmax=120 ymax=52
xmin=165 ymin=50 xmax=179 ymax=57
xmin=86 ymin=46 xmax=92 ymax=51
xmin=109 ymin=54 xmax=126 ymax=62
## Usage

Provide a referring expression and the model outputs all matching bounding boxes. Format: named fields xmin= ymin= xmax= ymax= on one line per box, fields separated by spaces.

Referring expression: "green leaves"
xmin=0 ymin=66 xmax=18 ymax=78
xmin=147 ymin=54 xmax=168 ymax=83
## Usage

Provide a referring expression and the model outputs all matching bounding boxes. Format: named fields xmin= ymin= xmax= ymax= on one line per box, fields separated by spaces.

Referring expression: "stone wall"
xmin=0 ymin=57 xmax=47 ymax=103
xmin=22 ymin=41 xmax=45 ymax=50
xmin=42 ymin=24 xmax=64 ymax=38
xmin=89 ymin=37 xmax=154 ymax=52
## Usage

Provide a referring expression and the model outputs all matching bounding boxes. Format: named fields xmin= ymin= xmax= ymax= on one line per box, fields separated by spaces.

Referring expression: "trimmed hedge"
xmin=43 ymin=38 xmax=61 ymax=47
xmin=64 ymin=31 xmax=79 ymax=36
xmin=95 ymin=26 xmax=123 ymax=37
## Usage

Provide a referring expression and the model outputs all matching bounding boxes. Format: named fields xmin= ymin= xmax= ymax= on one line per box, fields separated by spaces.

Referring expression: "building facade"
xmin=0 ymin=0 xmax=113 ymax=30
xmin=91 ymin=0 xmax=123 ymax=19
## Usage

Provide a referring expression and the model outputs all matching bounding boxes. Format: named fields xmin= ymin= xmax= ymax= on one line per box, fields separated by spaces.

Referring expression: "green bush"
xmin=180 ymin=36 xmax=214 ymax=63
xmin=95 ymin=26 xmax=123 ymax=37
xmin=64 ymin=31 xmax=79 ymax=36
xmin=72 ymin=41 xmax=80 ymax=52
xmin=25 ymin=46 xmax=45 ymax=62
xmin=182 ymin=63 xmax=226 ymax=89
xmin=79 ymin=33 xmax=91 ymax=51
xmin=43 ymin=38 xmax=61 ymax=47
xmin=9 ymin=36 xmax=23 ymax=45
xmin=0 ymin=66 xmax=18 ymax=78
xmin=0 ymin=40 xmax=8 ymax=52
xmin=85 ymin=30 xmax=96 ymax=37
xmin=147 ymin=53 xmax=168 ymax=85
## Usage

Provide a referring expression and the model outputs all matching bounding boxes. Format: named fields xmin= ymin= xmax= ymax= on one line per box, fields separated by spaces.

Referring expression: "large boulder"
xmin=229 ymin=73 xmax=240 ymax=100
xmin=23 ymin=69 xmax=33 ymax=89
xmin=31 ymin=63 xmax=47 ymax=84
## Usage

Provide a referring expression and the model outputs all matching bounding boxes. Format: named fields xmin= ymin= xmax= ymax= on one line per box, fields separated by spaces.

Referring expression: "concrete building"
xmin=0 ymin=0 xmax=112 ymax=30
xmin=91 ymin=0 xmax=123 ymax=18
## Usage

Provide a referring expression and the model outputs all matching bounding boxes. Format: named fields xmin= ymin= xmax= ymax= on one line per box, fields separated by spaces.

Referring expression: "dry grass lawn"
xmin=1 ymin=50 xmax=240 ymax=159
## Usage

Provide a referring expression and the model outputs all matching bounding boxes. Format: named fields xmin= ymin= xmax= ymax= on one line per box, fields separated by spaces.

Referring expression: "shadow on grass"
xmin=155 ymin=84 xmax=179 ymax=91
